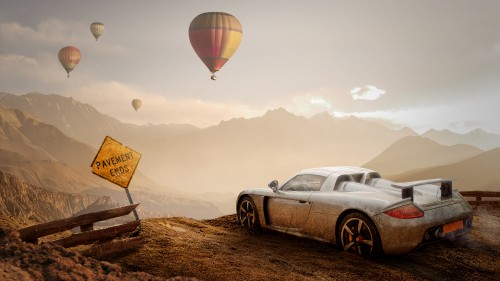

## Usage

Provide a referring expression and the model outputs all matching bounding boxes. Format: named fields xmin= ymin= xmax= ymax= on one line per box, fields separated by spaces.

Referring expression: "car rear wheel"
xmin=338 ymin=212 xmax=381 ymax=256
xmin=238 ymin=197 xmax=260 ymax=230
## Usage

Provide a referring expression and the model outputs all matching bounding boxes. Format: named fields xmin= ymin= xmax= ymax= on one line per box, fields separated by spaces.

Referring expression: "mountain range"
xmin=0 ymin=100 xmax=222 ymax=219
xmin=390 ymin=147 xmax=500 ymax=192
xmin=363 ymin=135 xmax=483 ymax=176
xmin=0 ymin=92 xmax=199 ymax=148
xmin=1 ymin=91 xmax=499 ymax=219
xmin=422 ymin=128 xmax=500 ymax=151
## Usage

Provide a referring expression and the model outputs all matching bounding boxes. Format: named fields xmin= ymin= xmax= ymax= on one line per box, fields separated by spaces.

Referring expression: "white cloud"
xmin=350 ymin=85 xmax=386 ymax=100
xmin=284 ymin=94 xmax=333 ymax=117
xmin=333 ymin=95 xmax=500 ymax=134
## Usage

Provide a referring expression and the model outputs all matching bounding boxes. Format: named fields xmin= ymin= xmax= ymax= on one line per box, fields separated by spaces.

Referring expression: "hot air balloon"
xmin=58 ymin=46 xmax=81 ymax=78
xmin=132 ymin=99 xmax=142 ymax=111
xmin=188 ymin=12 xmax=243 ymax=80
xmin=90 ymin=22 xmax=105 ymax=41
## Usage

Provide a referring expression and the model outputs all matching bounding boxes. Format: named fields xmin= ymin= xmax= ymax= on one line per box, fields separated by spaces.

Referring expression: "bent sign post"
xmin=91 ymin=136 xmax=141 ymax=221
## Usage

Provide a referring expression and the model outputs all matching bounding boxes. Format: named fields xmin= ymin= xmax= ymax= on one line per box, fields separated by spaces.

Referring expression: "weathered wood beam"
xmin=467 ymin=201 xmax=500 ymax=206
xmin=460 ymin=191 xmax=500 ymax=197
xmin=80 ymin=236 xmax=144 ymax=258
xmin=52 ymin=220 xmax=141 ymax=248
xmin=19 ymin=204 xmax=139 ymax=242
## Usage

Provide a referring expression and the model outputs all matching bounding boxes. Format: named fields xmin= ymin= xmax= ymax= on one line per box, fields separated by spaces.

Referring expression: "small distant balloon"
xmin=58 ymin=46 xmax=81 ymax=78
xmin=132 ymin=99 xmax=142 ymax=111
xmin=90 ymin=22 xmax=105 ymax=41
xmin=189 ymin=12 xmax=243 ymax=80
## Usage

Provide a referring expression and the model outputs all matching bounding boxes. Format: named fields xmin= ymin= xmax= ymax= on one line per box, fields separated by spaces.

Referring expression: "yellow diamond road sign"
xmin=91 ymin=136 xmax=141 ymax=188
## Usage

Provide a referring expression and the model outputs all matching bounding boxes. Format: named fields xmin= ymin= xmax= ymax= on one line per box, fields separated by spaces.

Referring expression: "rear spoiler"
xmin=391 ymin=178 xmax=454 ymax=202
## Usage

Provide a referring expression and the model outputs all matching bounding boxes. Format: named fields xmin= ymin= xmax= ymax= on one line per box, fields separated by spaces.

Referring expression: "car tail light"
xmin=384 ymin=204 xmax=424 ymax=219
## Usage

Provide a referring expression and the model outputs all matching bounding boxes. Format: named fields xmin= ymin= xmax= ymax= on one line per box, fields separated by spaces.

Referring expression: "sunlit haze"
xmin=1 ymin=0 xmax=499 ymax=133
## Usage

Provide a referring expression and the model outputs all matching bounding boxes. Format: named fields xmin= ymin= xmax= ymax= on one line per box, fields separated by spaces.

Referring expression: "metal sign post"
xmin=125 ymin=188 xmax=140 ymax=221
xmin=91 ymin=136 xmax=142 ymax=223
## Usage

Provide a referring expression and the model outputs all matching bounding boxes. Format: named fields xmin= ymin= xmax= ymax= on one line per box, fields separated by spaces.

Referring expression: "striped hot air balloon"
xmin=58 ymin=46 xmax=81 ymax=78
xmin=90 ymin=22 xmax=105 ymax=41
xmin=188 ymin=12 xmax=243 ymax=80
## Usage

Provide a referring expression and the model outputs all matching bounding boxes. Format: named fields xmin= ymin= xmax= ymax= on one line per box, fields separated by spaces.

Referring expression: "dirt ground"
xmin=1 ymin=206 xmax=498 ymax=281
xmin=108 ymin=206 xmax=500 ymax=281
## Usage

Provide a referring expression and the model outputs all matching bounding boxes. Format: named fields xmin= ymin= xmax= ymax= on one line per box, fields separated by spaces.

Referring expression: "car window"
xmin=351 ymin=173 xmax=363 ymax=183
xmin=281 ymin=174 xmax=326 ymax=191
xmin=334 ymin=175 xmax=354 ymax=190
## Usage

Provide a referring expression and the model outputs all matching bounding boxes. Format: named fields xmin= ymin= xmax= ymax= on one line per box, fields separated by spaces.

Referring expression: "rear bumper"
xmin=372 ymin=201 xmax=473 ymax=255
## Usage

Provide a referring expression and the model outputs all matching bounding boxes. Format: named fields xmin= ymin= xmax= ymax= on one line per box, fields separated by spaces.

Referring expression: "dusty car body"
xmin=236 ymin=166 xmax=473 ymax=256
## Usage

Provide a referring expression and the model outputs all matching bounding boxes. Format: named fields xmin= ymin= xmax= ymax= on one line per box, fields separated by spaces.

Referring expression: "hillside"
xmin=0 ymin=226 xmax=189 ymax=281
xmin=0 ymin=92 xmax=199 ymax=148
xmin=392 ymin=148 xmax=500 ymax=192
xmin=0 ymin=104 xmax=55 ymax=161
xmin=0 ymin=171 xmax=103 ymax=223
xmin=0 ymin=105 xmax=166 ymax=194
xmin=139 ymin=108 xmax=416 ymax=195
xmin=108 ymin=212 xmax=499 ymax=281
xmin=2 ymin=92 xmax=422 ymax=212
xmin=422 ymin=128 xmax=500 ymax=151
xmin=0 ymin=106 xmax=223 ymax=219
xmin=364 ymin=136 xmax=483 ymax=176
xmin=1 ymin=208 xmax=499 ymax=281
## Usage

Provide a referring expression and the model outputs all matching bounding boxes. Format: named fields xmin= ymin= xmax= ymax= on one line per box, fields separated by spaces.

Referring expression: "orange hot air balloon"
xmin=189 ymin=12 xmax=243 ymax=80
xmin=131 ymin=99 xmax=142 ymax=111
xmin=58 ymin=46 xmax=81 ymax=78
xmin=90 ymin=22 xmax=105 ymax=41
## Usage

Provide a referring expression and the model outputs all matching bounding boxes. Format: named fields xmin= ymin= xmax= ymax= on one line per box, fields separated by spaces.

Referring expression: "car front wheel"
xmin=338 ymin=212 xmax=381 ymax=256
xmin=238 ymin=197 xmax=260 ymax=230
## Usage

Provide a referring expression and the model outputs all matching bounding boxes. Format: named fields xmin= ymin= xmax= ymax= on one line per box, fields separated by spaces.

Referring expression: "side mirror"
xmin=268 ymin=180 xmax=279 ymax=192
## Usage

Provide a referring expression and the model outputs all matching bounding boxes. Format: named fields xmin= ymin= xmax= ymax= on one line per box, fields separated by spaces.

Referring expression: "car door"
xmin=267 ymin=174 xmax=326 ymax=231
xmin=267 ymin=192 xmax=312 ymax=229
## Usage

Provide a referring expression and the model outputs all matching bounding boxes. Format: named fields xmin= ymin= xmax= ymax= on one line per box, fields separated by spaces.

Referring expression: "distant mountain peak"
xmin=310 ymin=111 xmax=333 ymax=121
xmin=263 ymin=107 xmax=293 ymax=117
xmin=468 ymin=128 xmax=488 ymax=135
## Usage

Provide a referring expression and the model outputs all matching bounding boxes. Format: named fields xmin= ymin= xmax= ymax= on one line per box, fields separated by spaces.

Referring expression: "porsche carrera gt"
xmin=236 ymin=166 xmax=473 ymax=256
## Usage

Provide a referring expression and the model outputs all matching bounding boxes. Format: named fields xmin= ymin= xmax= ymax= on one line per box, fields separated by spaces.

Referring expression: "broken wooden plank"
xmin=81 ymin=236 xmax=144 ymax=258
xmin=80 ymin=223 xmax=94 ymax=232
xmin=19 ymin=204 xmax=139 ymax=242
xmin=52 ymin=220 xmax=140 ymax=248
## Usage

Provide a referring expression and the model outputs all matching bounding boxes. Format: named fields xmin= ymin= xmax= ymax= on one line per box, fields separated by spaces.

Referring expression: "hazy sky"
xmin=1 ymin=0 xmax=499 ymax=133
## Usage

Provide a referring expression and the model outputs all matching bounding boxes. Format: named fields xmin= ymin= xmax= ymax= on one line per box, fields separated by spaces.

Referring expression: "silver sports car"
xmin=236 ymin=166 xmax=473 ymax=256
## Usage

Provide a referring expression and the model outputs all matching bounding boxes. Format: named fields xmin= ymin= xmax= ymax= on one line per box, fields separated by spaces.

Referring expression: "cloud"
xmin=284 ymin=94 xmax=333 ymax=117
xmin=0 ymin=53 xmax=65 ymax=91
xmin=0 ymin=19 xmax=78 ymax=49
xmin=333 ymin=94 xmax=500 ymax=134
xmin=0 ymin=20 xmax=128 ymax=55
xmin=0 ymin=53 xmax=39 ymax=67
xmin=66 ymin=81 xmax=263 ymax=127
xmin=350 ymin=85 xmax=386 ymax=100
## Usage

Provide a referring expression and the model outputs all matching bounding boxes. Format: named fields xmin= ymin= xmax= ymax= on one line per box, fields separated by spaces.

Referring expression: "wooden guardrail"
xmin=460 ymin=191 xmax=500 ymax=207
xmin=19 ymin=204 xmax=143 ymax=257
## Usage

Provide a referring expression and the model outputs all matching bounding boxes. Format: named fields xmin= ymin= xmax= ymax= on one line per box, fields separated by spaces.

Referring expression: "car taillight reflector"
xmin=384 ymin=204 xmax=424 ymax=219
